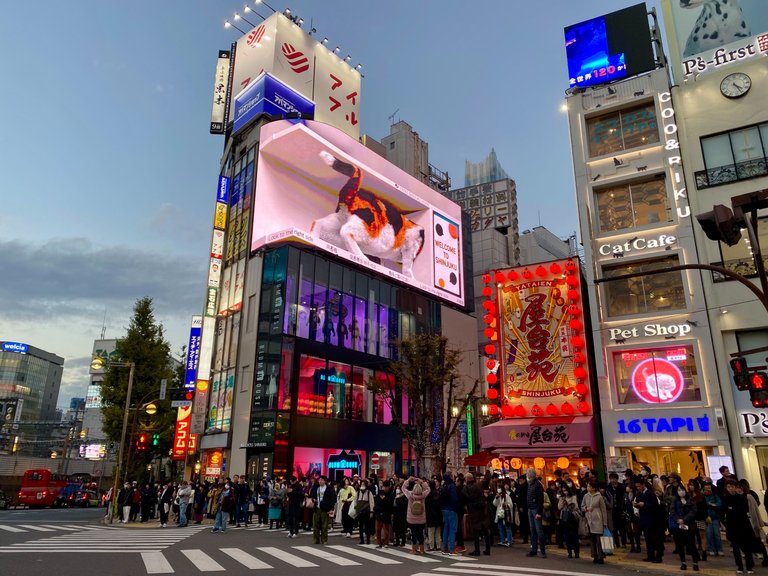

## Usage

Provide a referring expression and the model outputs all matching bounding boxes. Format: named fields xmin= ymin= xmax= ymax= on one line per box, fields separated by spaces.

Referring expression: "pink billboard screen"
xmin=252 ymin=120 xmax=464 ymax=306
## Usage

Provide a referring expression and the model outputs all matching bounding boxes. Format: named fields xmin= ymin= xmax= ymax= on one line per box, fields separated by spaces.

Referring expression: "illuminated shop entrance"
xmin=623 ymin=448 xmax=708 ymax=480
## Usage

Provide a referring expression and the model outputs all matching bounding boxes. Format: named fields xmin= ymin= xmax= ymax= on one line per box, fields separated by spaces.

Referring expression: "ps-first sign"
xmin=232 ymin=72 xmax=315 ymax=135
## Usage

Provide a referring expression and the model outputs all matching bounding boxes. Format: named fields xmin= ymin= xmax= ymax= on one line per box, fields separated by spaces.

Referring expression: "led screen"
xmin=252 ymin=120 xmax=464 ymax=306
xmin=565 ymin=3 xmax=655 ymax=88
xmin=613 ymin=345 xmax=701 ymax=405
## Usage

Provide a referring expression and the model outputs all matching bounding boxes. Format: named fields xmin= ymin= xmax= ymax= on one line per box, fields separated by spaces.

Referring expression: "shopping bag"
xmin=348 ymin=500 xmax=358 ymax=519
xmin=462 ymin=514 xmax=472 ymax=540
xmin=601 ymin=527 xmax=614 ymax=555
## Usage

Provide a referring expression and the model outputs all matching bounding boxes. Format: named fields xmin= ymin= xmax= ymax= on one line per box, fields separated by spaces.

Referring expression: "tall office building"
xmin=0 ymin=341 xmax=63 ymax=422
xmin=661 ymin=0 xmax=768 ymax=487
xmin=465 ymin=148 xmax=509 ymax=187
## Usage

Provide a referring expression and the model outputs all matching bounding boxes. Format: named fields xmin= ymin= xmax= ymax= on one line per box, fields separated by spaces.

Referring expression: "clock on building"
xmin=720 ymin=72 xmax=752 ymax=99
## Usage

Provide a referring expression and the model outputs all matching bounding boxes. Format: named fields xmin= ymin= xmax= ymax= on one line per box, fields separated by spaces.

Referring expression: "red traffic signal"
xmin=136 ymin=434 xmax=148 ymax=452
xmin=730 ymin=358 xmax=751 ymax=391
xmin=749 ymin=372 xmax=768 ymax=407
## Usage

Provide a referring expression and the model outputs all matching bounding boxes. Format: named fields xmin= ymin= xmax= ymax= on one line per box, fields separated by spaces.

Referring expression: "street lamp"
xmin=92 ymin=357 xmax=135 ymax=524
xmin=451 ymin=405 xmax=459 ymax=418
xmin=481 ymin=403 xmax=489 ymax=417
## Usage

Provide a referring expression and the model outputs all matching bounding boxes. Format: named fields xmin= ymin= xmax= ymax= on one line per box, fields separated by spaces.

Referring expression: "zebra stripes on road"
xmin=139 ymin=543 xmax=478 ymax=574
xmin=0 ymin=524 xmax=107 ymax=533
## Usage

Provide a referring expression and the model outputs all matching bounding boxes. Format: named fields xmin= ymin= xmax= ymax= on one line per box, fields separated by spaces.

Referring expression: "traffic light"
xmin=696 ymin=205 xmax=743 ymax=246
xmin=730 ymin=357 xmax=750 ymax=391
xmin=136 ymin=433 xmax=148 ymax=452
xmin=749 ymin=372 xmax=768 ymax=408
xmin=152 ymin=433 xmax=160 ymax=446
xmin=170 ymin=389 xmax=195 ymax=403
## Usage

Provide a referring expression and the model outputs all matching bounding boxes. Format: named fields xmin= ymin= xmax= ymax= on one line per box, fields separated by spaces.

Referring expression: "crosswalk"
xmin=0 ymin=523 xmax=105 ymax=534
xmin=0 ymin=524 xmax=208 ymax=553
xmin=139 ymin=544 xmax=477 ymax=574
xmin=422 ymin=562 xmax=614 ymax=576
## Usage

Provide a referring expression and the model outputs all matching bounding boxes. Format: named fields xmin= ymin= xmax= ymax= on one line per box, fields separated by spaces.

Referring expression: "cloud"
xmin=147 ymin=202 xmax=177 ymax=230
xmin=57 ymin=355 xmax=92 ymax=408
xmin=0 ymin=237 xmax=205 ymax=322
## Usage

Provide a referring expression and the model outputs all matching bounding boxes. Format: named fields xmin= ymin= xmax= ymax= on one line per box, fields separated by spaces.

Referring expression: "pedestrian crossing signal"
xmin=152 ymin=433 xmax=160 ymax=446
xmin=749 ymin=372 xmax=768 ymax=408
xmin=730 ymin=358 xmax=750 ymax=391
xmin=136 ymin=434 xmax=148 ymax=452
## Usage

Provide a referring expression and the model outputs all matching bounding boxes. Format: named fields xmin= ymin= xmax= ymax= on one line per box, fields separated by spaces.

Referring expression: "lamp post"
xmin=92 ymin=357 xmax=135 ymax=524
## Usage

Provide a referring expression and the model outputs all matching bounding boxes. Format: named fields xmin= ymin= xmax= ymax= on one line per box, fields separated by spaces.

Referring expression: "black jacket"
xmin=635 ymin=488 xmax=660 ymax=529
xmin=374 ymin=489 xmax=395 ymax=523
xmin=526 ymin=480 xmax=544 ymax=516
xmin=310 ymin=483 xmax=336 ymax=512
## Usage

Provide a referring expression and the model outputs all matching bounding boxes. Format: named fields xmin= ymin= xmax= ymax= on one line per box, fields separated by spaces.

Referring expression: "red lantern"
xmin=569 ymin=319 xmax=583 ymax=331
xmin=484 ymin=344 xmax=495 ymax=355
xmin=485 ymin=358 xmax=496 ymax=370
xmin=489 ymin=405 xmax=499 ymax=416
xmin=514 ymin=405 xmax=527 ymax=417
xmin=565 ymin=259 xmax=577 ymax=273
xmin=486 ymin=373 xmax=498 ymax=385
xmin=501 ymin=405 xmax=514 ymax=418
xmin=549 ymin=262 xmax=562 ymax=275
xmin=482 ymin=314 xmax=493 ymax=325
xmin=495 ymin=272 xmax=506 ymax=283
xmin=576 ymin=401 xmax=590 ymax=414
xmin=531 ymin=404 xmax=544 ymax=417
xmin=482 ymin=286 xmax=492 ymax=297
xmin=484 ymin=327 xmax=495 ymax=339
xmin=567 ymin=289 xmax=579 ymax=301
xmin=571 ymin=336 xmax=585 ymax=348
xmin=508 ymin=270 xmax=519 ymax=281
xmin=546 ymin=403 xmax=559 ymax=416
xmin=522 ymin=268 xmax=533 ymax=280
xmin=566 ymin=275 xmax=579 ymax=287
xmin=561 ymin=402 xmax=574 ymax=415
xmin=568 ymin=305 xmax=581 ymax=316
xmin=573 ymin=366 xmax=587 ymax=379
xmin=575 ymin=383 xmax=588 ymax=395
xmin=535 ymin=265 xmax=547 ymax=278
xmin=487 ymin=388 xmax=499 ymax=399
xmin=573 ymin=351 xmax=586 ymax=364
xmin=482 ymin=273 xmax=491 ymax=284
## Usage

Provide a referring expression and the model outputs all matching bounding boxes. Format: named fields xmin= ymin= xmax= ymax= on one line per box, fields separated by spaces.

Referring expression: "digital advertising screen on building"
xmin=252 ymin=120 xmax=464 ymax=307
xmin=663 ymin=0 xmax=768 ymax=77
xmin=564 ymin=3 xmax=655 ymax=88
xmin=481 ymin=259 xmax=592 ymax=418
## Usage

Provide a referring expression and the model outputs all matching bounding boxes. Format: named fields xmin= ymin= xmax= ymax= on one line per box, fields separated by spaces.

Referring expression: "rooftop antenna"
xmin=100 ymin=307 xmax=107 ymax=340
xmin=388 ymin=108 xmax=399 ymax=126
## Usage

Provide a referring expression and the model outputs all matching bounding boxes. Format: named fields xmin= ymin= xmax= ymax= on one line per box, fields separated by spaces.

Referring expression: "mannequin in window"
xmin=307 ymin=305 xmax=320 ymax=340
xmin=350 ymin=317 xmax=362 ymax=350
xmin=323 ymin=301 xmax=336 ymax=344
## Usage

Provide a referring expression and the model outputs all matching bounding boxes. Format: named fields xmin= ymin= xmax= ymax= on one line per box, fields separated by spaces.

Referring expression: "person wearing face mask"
xmin=581 ymin=481 xmax=608 ymax=564
xmin=738 ymin=479 xmax=768 ymax=567
xmin=669 ymin=483 xmax=700 ymax=571
xmin=493 ymin=484 xmax=514 ymax=547
xmin=355 ymin=479 xmax=375 ymax=545
xmin=722 ymin=479 xmax=754 ymax=574
xmin=462 ymin=473 xmax=491 ymax=556
xmin=212 ymin=480 xmax=232 ymax=533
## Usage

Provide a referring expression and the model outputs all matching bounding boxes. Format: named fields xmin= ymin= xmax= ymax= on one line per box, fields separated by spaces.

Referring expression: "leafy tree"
xmin=100 ymin=297 xmax=176 ymax=482
xmin=368 ymin=333 xmax=478 ymax=476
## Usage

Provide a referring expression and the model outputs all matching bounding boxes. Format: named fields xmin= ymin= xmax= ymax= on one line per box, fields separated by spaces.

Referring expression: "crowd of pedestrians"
xmin=107 ymin=464 xmax=768 ymax=572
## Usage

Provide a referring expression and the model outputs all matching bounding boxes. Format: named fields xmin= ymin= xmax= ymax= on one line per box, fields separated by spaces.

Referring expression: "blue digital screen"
xmin=564 ymin=3 xmax=654 ymax=88
xmin=233 ymin=73 xmax=315 ymax=135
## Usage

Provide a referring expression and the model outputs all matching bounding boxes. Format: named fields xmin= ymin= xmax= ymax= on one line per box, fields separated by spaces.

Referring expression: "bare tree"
xmin=367 ymin=334 xmax=479 ymax=476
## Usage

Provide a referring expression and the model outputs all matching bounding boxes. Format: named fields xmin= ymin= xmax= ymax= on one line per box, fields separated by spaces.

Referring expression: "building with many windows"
xmin=564 ymin=36 xmax=731 ymax=478
xmin=661 ymin=0 xmax=768 ymax=488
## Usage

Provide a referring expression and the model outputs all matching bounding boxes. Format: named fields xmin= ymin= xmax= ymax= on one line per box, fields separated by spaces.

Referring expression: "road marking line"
xmin=257 ymin=546 xmax=318 ymax=567
xmin=293 ymin=545 xmax=362 ymax=565
xmin=181 ymin=549 xmax=226 ymax=571
xmin=40 ymin=525 xmax=79 ymax=531
xmin=0 ymin=525 xmax=26 ymax=532
xmin=424 ymin=552 xmax=477 ymax=562
xmin=220 ymin=548 xmax=273 ymax=569
xmin=439 ymin=566 xmax=613 ymax=576
xmin=16 ymin=525 xmax=56 ymax=531
xmin=63 ymin=525 xmax=106 ymax=530
xmin=142 ymin=551 xmax=175 ymax=574
xmin=365 ymin=545 xmax=440 ymax=563
xmin=325 ymin=545 xmax=402 ymax=564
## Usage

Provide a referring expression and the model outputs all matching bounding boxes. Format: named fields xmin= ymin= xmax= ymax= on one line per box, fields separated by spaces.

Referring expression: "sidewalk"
xmin=545 ymin=541 xmax=741 ymax=576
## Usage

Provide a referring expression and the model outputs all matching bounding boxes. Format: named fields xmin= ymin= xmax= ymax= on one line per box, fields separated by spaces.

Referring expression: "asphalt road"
xmin=0 ymin=511 xmax=738 ymax=576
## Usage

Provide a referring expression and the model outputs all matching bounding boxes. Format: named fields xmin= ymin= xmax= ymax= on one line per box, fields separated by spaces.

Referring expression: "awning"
xmin=480 ymin=416 xmax=596 ymax=458
xmin=463 ymin=450 xmax=497 ymax=467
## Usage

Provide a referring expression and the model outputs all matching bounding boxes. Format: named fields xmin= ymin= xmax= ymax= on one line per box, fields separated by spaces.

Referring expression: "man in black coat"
xmin=158 ymin=482 xmax=174 ymax=528
xmin=310 ymin=475 xmax=336 ymax=545
xmin=524 ymin=469 xmax=546 ymax=558
xmin=462 ymin=473 xmax=491 ymax=556
xmin=606 ymin=472 xmax=627 ymax=548
xmin=634 ymin=477 xmax=662 ymax=563
xmin=374 ymin=480 xmax=395 ymax=548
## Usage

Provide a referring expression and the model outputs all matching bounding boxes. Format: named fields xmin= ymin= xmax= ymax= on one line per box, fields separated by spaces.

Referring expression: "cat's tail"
xmin=320 ymin=150 xmax=358 ymax=178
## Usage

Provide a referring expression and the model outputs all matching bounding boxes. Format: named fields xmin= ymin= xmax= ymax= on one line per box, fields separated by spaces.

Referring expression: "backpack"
xmin=560 ymin=505 xmax=573 ymax=524
xmin=411 ymin=499 xmax=424 ymax=516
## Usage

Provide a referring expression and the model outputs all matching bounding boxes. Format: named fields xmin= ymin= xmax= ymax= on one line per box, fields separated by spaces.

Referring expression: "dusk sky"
xmin=0 ymin=1 xmax=664 ymax=406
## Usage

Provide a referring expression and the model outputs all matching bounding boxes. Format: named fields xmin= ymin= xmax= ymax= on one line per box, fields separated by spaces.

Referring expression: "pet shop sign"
xmin=631 ymin=357 xmax=685 ymax=404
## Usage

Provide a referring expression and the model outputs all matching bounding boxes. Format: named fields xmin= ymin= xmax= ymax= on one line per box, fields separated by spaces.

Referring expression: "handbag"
xmin=304 ymin=496 xmax=315 ymax=509
xmin=600 ymin=527 xmax=614 ymax=555
xmin=348 ymin=499 xmax=358 ymax=519
xmin=578 ymin=514 xmax=590 ymax=537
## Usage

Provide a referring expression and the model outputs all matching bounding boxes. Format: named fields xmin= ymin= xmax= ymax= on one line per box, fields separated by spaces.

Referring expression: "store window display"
xmin=613 ymin=345 xmax=701 ymax=404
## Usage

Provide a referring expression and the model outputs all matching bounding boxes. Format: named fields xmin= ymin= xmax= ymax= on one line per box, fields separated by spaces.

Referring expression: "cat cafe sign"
xmin=739 ymin=411 xmax=768 ymax=437
xmin=598 ymin=234 xmax=676 ymax=258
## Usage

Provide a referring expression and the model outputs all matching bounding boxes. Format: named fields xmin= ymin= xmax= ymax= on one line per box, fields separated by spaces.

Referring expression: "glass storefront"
xmin=623 ymin=447 xmax=708 ymax=481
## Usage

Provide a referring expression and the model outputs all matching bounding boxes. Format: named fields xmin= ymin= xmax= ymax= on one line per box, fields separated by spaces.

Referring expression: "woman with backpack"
xmin=355 ymin=479 xmax=375 ymax=544
xmin=493 ymin=484 xmax=514 ymax=547
xmin=557 ymin=483 xmax=581 ymax=559
xmin=402 ymin=476 xmax=430 ymax=555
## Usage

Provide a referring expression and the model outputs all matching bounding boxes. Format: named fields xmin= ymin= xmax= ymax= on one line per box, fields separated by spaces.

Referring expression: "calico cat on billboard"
xmin=252 ymin=120 xmax=464 ymax=307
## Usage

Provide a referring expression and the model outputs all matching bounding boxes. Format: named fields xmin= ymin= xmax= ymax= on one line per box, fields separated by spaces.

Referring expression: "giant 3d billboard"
xmin=252 ymin=120 xmax=464 ymax=307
